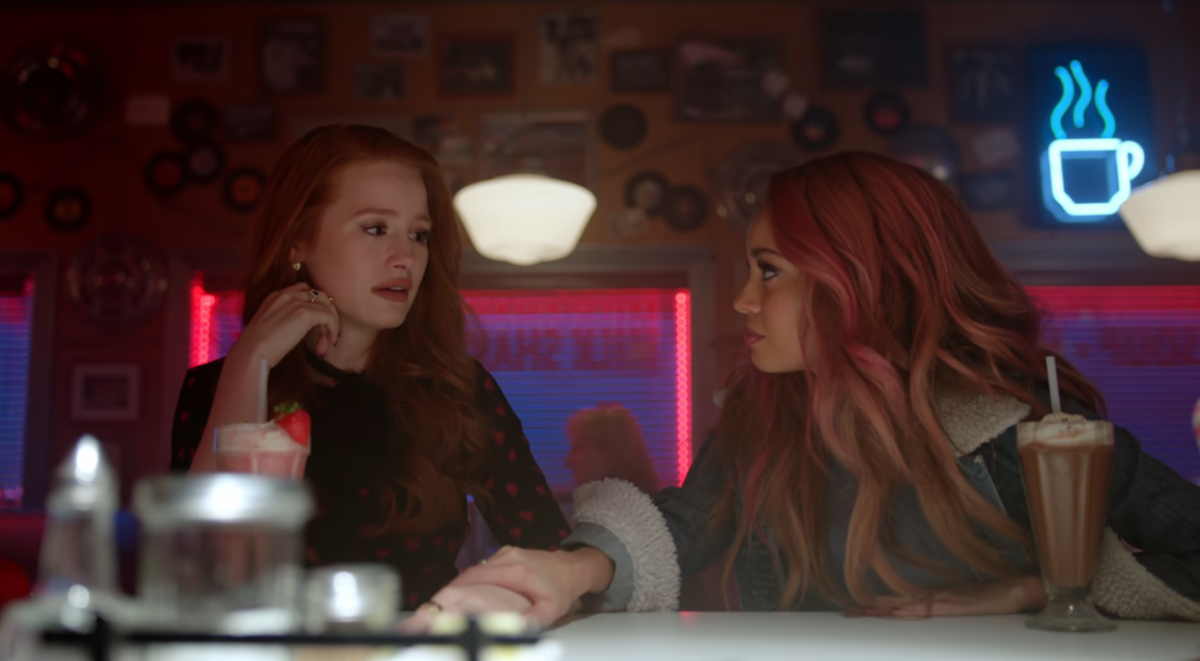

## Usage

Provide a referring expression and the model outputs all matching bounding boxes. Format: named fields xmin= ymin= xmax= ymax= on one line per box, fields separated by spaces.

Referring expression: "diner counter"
xmin=543 ymin=612 xmax=1200 ymax=661
xmin=5 ymin=609 xmax=1199 ymax=661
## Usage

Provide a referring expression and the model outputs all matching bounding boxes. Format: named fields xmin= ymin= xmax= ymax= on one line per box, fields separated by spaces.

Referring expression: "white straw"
xmin=257 ymin=358 xmax=269 ymax=423
xmin=1046 ymin=355 xmax=1062 ymax=414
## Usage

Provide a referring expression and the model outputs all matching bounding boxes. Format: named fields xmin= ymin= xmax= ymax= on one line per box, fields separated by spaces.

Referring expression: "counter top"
xmin=545 ymin=612 xmax=1200 ymax=661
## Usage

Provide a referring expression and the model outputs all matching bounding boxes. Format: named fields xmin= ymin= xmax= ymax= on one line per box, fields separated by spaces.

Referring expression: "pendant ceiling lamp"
xmin=452 ymin=2 xmax=597 ymax=266
xmin=1119 ymin=0 xmax=1200 ymax=261
xmin=455 ymin=173 xmax=596 ymax=266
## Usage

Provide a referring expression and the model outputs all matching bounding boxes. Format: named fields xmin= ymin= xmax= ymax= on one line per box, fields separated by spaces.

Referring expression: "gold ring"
xmin=416 ymin=600 xmax=443 ymax=614
xmin=309 ymin=289 xmax=320 ymax=303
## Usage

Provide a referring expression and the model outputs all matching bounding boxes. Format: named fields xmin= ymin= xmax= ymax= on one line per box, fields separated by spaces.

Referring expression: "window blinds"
xmin=0 ymin=275 xmax=33 ymax=508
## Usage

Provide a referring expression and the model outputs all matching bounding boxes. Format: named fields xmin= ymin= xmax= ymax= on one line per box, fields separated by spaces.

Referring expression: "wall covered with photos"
xmin=0 ymin=0 xmax=1197 ymax=497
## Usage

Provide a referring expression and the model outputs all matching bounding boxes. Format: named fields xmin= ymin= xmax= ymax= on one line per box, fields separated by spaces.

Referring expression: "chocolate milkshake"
xmin=1017 ymin=412 xmax=1117 ymax=632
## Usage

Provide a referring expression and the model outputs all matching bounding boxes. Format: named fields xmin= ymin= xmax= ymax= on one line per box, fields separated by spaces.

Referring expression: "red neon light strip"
xmin=675 ymin=290 xmax=692 ymax=485
xmin=190 ymin=275 xmax=216 ymax=367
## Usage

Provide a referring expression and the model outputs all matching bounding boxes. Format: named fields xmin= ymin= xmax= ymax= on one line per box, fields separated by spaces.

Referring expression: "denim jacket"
xmin=563 ymin=390 xmax=1200 ymax=620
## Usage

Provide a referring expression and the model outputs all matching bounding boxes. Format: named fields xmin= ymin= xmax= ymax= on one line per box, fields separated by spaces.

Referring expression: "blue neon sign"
xmin=1030 ymin=47 xmax=1154 ymax=226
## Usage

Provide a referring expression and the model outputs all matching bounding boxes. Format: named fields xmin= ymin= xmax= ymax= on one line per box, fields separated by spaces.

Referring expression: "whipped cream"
xmin=1018 ymin=413 xmax=1111 ymax=447
xmin=216 ymin=423 xmax=302 ymax=453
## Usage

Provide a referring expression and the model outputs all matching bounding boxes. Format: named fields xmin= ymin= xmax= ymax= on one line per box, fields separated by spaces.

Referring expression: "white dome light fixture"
xmin=1119 ymin=170 xmax=1200 ymax=261
xmin=454 ymin=173 xmax=597 ymax=266
xmin=1118 ymin=0 xmax=1200 ymax=262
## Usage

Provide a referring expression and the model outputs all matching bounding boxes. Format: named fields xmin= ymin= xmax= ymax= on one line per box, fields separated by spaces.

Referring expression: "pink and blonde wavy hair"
xmin=713 ymin=151 xmax=1104 ymax=608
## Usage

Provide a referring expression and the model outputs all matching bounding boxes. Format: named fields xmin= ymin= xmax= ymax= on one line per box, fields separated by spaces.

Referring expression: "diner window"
xmin=189 ymin=274 xmax=244 ymax=368
xmin=187 ymin=276 xmax=694 ymax=492
xmin=1029 ymin=285 xmax=1200 ymax=483
xmin=463 ymin=288 xmax=693 ymax=492
xmin=0 ymin=275 xmax=34 ymax=508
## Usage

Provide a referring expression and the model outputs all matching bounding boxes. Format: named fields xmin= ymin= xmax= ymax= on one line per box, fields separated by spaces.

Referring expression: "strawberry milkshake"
xmin=214 ymin=403 xmax=311 ymax=480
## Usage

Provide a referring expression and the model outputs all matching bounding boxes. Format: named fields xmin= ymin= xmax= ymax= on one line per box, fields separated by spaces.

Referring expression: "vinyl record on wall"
xmin=0 ymin=42 xmax=104 ymax=139
xmin=599 ymin=103 xmax=648 ymax=150
xmin=663 ymin=184 xmax=709 ymax=233
xmin=184 ymin=141 xmax=227 ymax=184
xmin=790 ymin=105 xmax=840 ymax=153
xmin=65 ymin=232 xmax=169 ymax=327
xmin=714 ymin=142 xmax=803 ymax=231
xmin=624 ymin=170 xmax=669 ymax=216
xmin=144 ymin=151 xmax=188 ymax=196
xmin=45 ymin=186 xmax=91 ymax=233
xmin=223 ymin=166 xmax=266 ymax=212
xmin=887 ymin=123 xmax=962 ymax=185
xmin=0 ymin=172 xmax=25 ymax=219
xmin=863 ymin=91 xmax=910 ymax=136
xmin=170 ymin=98 xmax=220 ymax=144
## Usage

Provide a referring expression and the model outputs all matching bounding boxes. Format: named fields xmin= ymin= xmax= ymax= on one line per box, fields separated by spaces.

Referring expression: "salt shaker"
xmin=0 ymin=435 xmax=124 ymax=661
xmin=37 ymin=434 xmax=121 ymax=624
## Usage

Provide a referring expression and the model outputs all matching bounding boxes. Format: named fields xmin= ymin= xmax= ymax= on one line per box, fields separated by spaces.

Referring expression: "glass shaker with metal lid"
xmin=0 ymin=435 xmax=125 ymax=661
xmin=133 ymin=473 xmax=313 ymax=635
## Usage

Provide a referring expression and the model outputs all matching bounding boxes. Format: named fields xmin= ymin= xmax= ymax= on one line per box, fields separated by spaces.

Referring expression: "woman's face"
xmin=299 ymin=160 xmax=431 ymax=337
xmin=734 ymin=214 xmax=808 ymax=373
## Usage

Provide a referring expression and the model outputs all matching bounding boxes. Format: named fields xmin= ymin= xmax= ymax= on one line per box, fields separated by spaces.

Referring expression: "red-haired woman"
xmin=422 ymin=151 xmax=1200 ymax=624
xmin=169 ymin=125 xmax=569 ymax=611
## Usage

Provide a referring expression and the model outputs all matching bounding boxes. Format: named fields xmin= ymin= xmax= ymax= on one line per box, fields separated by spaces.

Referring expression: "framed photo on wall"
xmin=354 ymin=63 xmax=405 ymax=100
xmin=437 ymin=34 xmax=516 ymax=97
xmin=947 ymin=46 xmax=1018 ymax=124
xmin=223 ymin=102 xmax=276 ymax=142
xmin=478 ymin=110 xmax=589 ymax=186
xmin=171 ymin=36 xmax=231 ymax=81
xmin=71 ymin=363 xmax=140 ymax=422
xmin=371 ymin=13 xmax=430 ymax=56
xmin=610 ymin=49 xmax=669 ymax=93
xmin=676 ymin=38 xmax=783 ymax=122
xmin=538 ymin=11 xmax=599 ymax=84
xmin=286 ymin=113 xmax=410 ymax=142
xmin=259 ymin=17 xmax=325 ymax=93
xmin=959 ymin=170 xmax=1017 ymax=211
xmin=820 ymin=11 xmax=927 ymax=88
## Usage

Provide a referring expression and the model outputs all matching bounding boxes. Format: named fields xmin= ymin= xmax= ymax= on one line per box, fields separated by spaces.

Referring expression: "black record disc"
xmin=663 ymin=184 xmax=709 ymax=233
xmin=624 ymin=170 xmax=670 ymax=216
xmin=45 ymin=186 xmax=91 ymax=233
xmin=0 ymin=42 xmax=104 ymax=139
xmin=790 ymin=105 xmax=841 ymax=153
xmin=599 ymin=103 xmax=648 ymax=150
xmin=184 ymin=141 xmax=227 ymax=185
xmin=144 ymin=151 xmax=188 ymax=196
xmin=863 ymin=91 xmax=911 ymax=137
xmin=0 ymin=172 xmax=25 ymax=219
xmin=223 ymin=166 xmax=267 ymax=212
xmin=170 ymin=98 xmax=220 ymax=144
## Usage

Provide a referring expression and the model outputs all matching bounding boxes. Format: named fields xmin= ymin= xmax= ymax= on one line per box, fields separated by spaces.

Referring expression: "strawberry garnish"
xmin=272 ymin=402 xmax=311 ymax=447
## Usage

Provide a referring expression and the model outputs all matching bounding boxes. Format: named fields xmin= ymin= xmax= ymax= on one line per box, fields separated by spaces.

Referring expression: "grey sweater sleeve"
xmin=561 ymin=435 xmax=735 ymax=611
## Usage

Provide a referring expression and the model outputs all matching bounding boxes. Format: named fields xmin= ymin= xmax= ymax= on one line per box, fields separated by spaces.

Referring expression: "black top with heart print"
xmin=169 ymin=354 xmax=571 ymax=610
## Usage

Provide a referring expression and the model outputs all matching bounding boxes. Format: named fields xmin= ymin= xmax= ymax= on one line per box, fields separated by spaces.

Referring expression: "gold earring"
xmin=292 ymin=262 xmax=302 ymax=271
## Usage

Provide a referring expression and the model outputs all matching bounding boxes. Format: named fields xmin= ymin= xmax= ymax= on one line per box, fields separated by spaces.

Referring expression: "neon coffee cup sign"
xmin=1039 ymin=60 xmax=1146 ymax=222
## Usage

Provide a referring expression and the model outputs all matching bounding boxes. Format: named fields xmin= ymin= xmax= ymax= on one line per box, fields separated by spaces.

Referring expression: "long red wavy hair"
xmin=713 ymin=151 xmax=1104 ymax=608
xmin=243 ymin=124 xmax=489 ymax=533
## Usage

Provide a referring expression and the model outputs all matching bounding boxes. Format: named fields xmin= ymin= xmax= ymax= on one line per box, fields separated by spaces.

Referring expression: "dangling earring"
xmin=292 ymin=262 xmax=302 ymax=271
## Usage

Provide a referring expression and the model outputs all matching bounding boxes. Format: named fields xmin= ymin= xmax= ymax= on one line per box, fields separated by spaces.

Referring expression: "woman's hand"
xmin=398 ymin=584 xmax=533 ymax=633
xmin=229 ymin=282 xmax=340 ymax=368
xmin=430 ymin=546 xmax=614 ymax=626
xmin=848 ymin=574 xmax=1048 ymax=619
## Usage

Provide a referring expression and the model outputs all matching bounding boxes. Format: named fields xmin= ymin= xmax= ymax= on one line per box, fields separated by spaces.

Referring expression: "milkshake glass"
xmin=1017 ymin=412 xmax=1117 ymax=632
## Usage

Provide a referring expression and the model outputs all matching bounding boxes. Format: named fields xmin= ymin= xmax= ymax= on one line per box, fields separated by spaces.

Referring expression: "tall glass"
xmin=214 ymin=422 xmax=309 ymax=479
xmin=1017 ymin=416 xmax=1117 ymax=632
